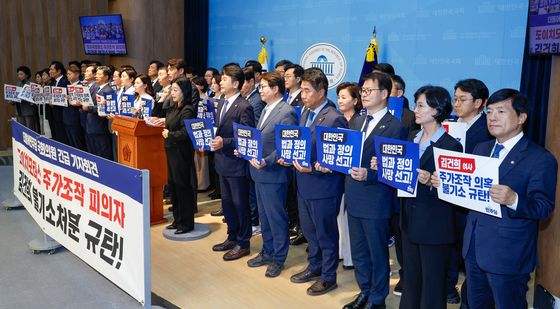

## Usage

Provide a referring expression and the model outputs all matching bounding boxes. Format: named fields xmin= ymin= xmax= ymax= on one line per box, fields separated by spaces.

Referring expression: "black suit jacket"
xmin=289 ymin=91 xmax=303 ymax=108
xmin=401 ymin=130 xmax=463 ymax=245
xmin=152 ymin=80 xmax=163 ymax=93
xmin=164 ymin=102 xmax=196 ymax=148
xmin=214 ymin=95 xmax=255 ymax=177
xmin=464 ymin=113 xmax=492 ymax=154
xmin=47 ymin=76 xmax=70 ymax=122
xmin=85 ymin=84 xmax=113 ymax=135
xmin=401 ymin=108 xmax=419 ymax=134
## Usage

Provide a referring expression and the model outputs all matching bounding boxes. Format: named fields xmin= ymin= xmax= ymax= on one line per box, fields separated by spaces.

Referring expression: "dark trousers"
xmin=249 ymin=179 xmax=259 ymax=226
xmin=286 ymin=171 xmax=299 ymax=227
xmin=48 ymin=107 xmax=69 ymax=145
xmin=255 ymin=182 xmax=289 ymax=262
xmin=65 ymin=125 xmax=86 ymax=151
xmin=448 ymin=209 xmax=468 ymax=305
xmin=298 ymin=195 xmax=340 ymax=282
xmin=348 ymin=214 xmax=390 ymax=305
xmin=220 ymin=175 xmax=251 ymax=248
xmin=390 ymin=211 xmax=404 ymax=280
xmin=166 ymin=143 xmax=195 ymax=229
xmin=16 ymin=115 xmax=39 ymax=133
xmin=465 ymin=235 xmax=529 ymax=309
xmin=207 ymin=152 xmax=220 ymax=194
xmin=86 ymin=133 xmax=113 ymax=160
xmin=400 ymin=232 xmax=452 ymax=309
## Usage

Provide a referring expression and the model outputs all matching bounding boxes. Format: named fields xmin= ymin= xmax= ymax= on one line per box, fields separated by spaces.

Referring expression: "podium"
xmin=112 ymin=116 xmax=167 ymax=225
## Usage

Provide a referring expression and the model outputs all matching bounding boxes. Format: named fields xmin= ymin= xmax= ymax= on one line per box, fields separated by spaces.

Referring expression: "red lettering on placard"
xmin=438 ymin=155 xmax=476 ymax=174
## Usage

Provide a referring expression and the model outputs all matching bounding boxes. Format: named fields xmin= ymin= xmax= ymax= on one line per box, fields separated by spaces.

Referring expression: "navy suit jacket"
xmin=85 ymin=84 xmax=113 ymax=135
xmin=47 ymin=76 xmax=70 ymax=122
xmin=289 ymin=92 xmax=304 ymax=108
xmin=401 ymin=108 xmax=420 ymax=134
xmin=401 ymin=131 xmax=463 ymax=245
xmin=63 ymin=82 xmax=82 ymax=126
xmin=345 ymin=112 xmax=408 ymax=219
xmin=214 ymin=94 xmax=255 ymax=177
xmin=296 ymin=101 xmax=348 ymax=200
xmin=463 ymin=136 xmax=557 ymax=275
xmin=464 ymin=113 xmax=492 ymax=154
xmin=250 ymin=101 xmax=298 ymax=184
xmin=246 ymin=90 xmax=265 ymax=123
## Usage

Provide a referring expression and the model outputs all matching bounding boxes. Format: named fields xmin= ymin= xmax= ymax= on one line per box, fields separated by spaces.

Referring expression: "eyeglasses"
xmin=453 ymin=97 xmax=474 ymax=104
xmin=258 ymin=84 xmax=271 ymax=90
xmin=361 ymin=87 xmax=383 ymax=96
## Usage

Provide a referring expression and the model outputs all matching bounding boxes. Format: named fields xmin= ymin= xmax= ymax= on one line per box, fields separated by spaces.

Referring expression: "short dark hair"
xmin=260 ymin=71 xmax=286 ymax=96
xmin=206 ymin=67 xmax=219 ymax=77
xmin=454 ymin=79 xmax=489 ymax=102
xmin=242 ymin=67 xmax=255 ymax=82
xmin=363 ymin=71 xmax=393 ymax=98
xmin=221 ymin=63 xmax=245 ymax=90
xmin=149 ymin=60 xmax=165 ymax=70
xmin=17 ymin=66 xmax=31 ymax=78
xmin=302 ymin=67 xmax=328 ymax=96
xmin=275 ymin=59 xmax=293 ymax=70
xmin=487 ymin=88 xmax=528 ymax=117
xmin=391 ymin=74 xmax=406 ymax=93
xmin=167 ymin=58 xmax=186 ymax=71
xmin=414 ymin=85 xmax=452 ymax=123
xmin=185 ymin=66 xmax=197 ymax=76
xmin=336 ymin=82 xmax=363 ymax=113
xmin=50 ymin=61 xmax=66 ymax=76
xmin=245 ymin=60 xmax=262 ymax=74
xmin=92 ymin=61 xmax=102 ymax=67
xmin=373 ymin=63 xmax=395 ymax=75
xmin=191 ymin=76 xmax=208 ymax=92
xmin=68 ymin=61 xmax=81 ymax=68
xmin=97 ymin=66 xmax=112 ymax=78
xmin=171 ymin=77 xmax=193 ymax=106
xmin=285 ymin=64 xmax=304 ymax=78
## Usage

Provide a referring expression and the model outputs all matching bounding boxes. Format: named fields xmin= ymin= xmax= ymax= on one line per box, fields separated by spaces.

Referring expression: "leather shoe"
xmin=212 ymin=239 xmax=236 ymax=252
xmin=447 ymin=288 xmax=460 ymax=304
xmin=342 ymin=265 xmax=354 ymax=270
xmin=209 ymin=192 xmax=221 ymax=200
xmin=290 ymin=229 xmax=307 ymax=246
xmin=363 ymin=302 xmax=386 ymax=309
xmin=223 ymin=245 xmax=250 ymax=261
xmin=211 ymin=208 xmax=223 ymax=216
xmin=174 ymin=226 xmax=193 ymax=234
xmin=343 ymin=294 xmax=368 ymax=309
xmin=290 ymin=267 xmax=321 ymax=283
xmin=165 ymin=223 xmax=178 ymax=230
xmin=247 ymin=252 xmax=272 ymax=267
xmin=265 ymin=261 xmax=284 ymax=278
xmin=306 ymin=278 xmax=337 ymax=296
xmin=393 ymin=279 xmax=403 ymax=296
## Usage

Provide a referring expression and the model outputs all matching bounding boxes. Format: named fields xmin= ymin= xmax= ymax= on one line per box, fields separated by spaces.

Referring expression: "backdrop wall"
xmin=208 ymin=0 xmax=528 ymax=104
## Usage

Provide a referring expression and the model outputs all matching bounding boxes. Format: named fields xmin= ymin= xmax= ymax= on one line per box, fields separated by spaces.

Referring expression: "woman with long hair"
xmin=162 ymin=78 xmax=197 ymax=234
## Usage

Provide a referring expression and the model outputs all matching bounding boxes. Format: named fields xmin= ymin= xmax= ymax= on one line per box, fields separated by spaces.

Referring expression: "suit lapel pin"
xmin=380 ymin=125 xmax=386 ymax=129
xmin=510 ymin=160 xmax=515 ymax=164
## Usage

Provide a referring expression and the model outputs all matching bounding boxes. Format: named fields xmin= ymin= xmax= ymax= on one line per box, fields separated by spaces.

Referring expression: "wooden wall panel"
xmin=0 ymin=0 xmax=185 ymax=150
xmin=0 ymin=0 xmax=108 ymax=150
xmin=538 ymin=55 xmax=560 ymax=296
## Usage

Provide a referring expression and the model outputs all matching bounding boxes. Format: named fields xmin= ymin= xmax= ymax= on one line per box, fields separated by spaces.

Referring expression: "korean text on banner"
xmin=433 ymin=147 xmax=502 ymax=218
xmin=4 ymin=84 xmax=22 ymax=102
xmin=316 ymin=126 xmax=364 ymax=175
xmin=197 ymin=99 xmax=217 ymax=125
xmin=374 ymin=136 xmax=419 ymax=194
xmin=11 ymin=121 xmax=150 ymax=305
xmin=233 ymin=122 xmax=262 ymax=161
xmin=275 ymin=124 xmax=311 ymax=167
xmin=184 ymin=118 xmax=215 ymax=151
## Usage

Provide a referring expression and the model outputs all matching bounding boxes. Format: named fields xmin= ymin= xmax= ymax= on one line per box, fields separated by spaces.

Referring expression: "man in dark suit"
xmin=64 ymin=65 xmax=86 ymax=151
xmin=283 ymin=63 xmax=306 ymax=246
xmin=82 ymin=65 xmax=113 ymax=160
xmin=210 ymin=63 xmax=255 ymax=261
xmin=46 ymin=61 xmax=70 ymax=144
xmin=343 ymin=72 xmax=407 ymax=309
xmin=446 ymin=78 xmax=493 ymax=306
xmin=462 ymin=89 xmax=557 ymax=309
xmin=241 ymin=67 xmax=266 ymax=235
xmin=148 ymin=60 xmax=164 ymax=93
xmin=390 ymin=74 xmax=418 ymax=133
xmin=288 ymin=68 xmax=348 ymax=296
xmin=247 ymin=71 xmax=298 ymax=277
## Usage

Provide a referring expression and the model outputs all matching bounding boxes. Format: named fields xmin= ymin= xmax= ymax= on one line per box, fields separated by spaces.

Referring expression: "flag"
xmin=258 ymin=44 xmax=269 ymax=72
xmin=358 ymin=28 xmax=379 ymax=86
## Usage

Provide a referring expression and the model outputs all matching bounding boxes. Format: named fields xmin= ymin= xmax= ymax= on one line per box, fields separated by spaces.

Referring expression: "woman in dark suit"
xmin=398 ymin=85 xmax=463 ymax=309
xmin=162 ymin=77 xmax=197 ymax=234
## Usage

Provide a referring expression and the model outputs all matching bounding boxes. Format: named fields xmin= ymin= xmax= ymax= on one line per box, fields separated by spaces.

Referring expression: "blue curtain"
xmin=519 ymin=19 xmax=552 ymax=147
xmin=184 ymin=0 xmax=208 ymax=75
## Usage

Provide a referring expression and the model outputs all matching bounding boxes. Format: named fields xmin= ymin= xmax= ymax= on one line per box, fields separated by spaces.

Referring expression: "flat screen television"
xmin=528 ymin=0 xmax=560 ymax=55
xmin=79 ymin=14 xmax=127 ymax=55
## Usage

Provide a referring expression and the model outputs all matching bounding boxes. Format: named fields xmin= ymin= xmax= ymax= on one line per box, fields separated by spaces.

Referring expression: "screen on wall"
xmin=529 ymin=0 xmax=560 ymax=55
xmin=79 ymin=14 xmax=127 ymax=55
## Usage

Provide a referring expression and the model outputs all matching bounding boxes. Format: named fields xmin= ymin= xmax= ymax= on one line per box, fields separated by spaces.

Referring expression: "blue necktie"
xmin=305 ymin=111 xmax=316 ymax=127
xmin=220 ymin=99 xmax=229 ymax=122
xmin=491 ymin=143 xmax=504 ymax=158
xmin=362 ymin=115 xmax=373 ymax=133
